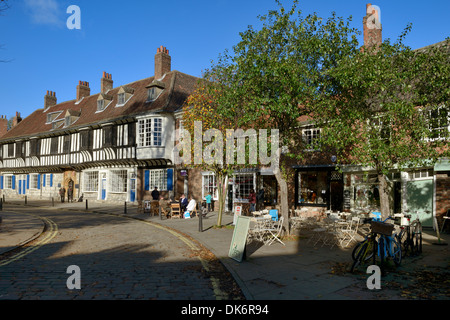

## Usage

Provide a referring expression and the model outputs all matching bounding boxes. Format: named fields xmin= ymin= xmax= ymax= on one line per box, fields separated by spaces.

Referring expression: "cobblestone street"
xmin=0 ymin=208 xmax=230 ymax=300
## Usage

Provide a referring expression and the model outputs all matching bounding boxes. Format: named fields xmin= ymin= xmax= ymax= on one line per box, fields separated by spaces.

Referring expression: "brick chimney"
xmin=0 ymin=115 xmax=7 ymax=138
xmin=363 ymin=3 xmax=382 ymax=50
xmin=154 ymin=46 xmax=171 ymax=80
xmin=44 ymin=90 xmax=57 ymax=110
xmin=12 ymin=111 xmax=22 ymax=128
xmin=76 ymin=81 xmax=91 ymax=101
xmin=101 ymin=72 xmax=113 ymax=93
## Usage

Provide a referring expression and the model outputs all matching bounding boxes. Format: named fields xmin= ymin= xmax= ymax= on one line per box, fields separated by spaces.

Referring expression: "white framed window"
xmin=84 ymin=171 xmax=99 ymax=192
xmin=138 ymin=118 xmax=164 ymax=147
xmin=153 ymin=118 xmax=162 ymax=146
xmin=30 ymin=174 xmax=39 ymax=189
xmin=408 ymin=169 xmax=434 ymax=180
xmin=4 ymin=175 xmax=13 ymax=189
xmin=428 ymin=105 xmax=449 ymax=140
xmin=202 ymin=172 xmax=218 ymax=200
xmin=146 ymin=169 xmax=167 ymax=191
xmin=302 ymin=127 xmax=321 ymax=151
xmin=110 ymin=170 xmax=128 ymax=193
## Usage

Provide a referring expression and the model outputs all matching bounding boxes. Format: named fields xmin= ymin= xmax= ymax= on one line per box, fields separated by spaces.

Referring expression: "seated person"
xmin=185 ymin=197 xmax=197 ymax=218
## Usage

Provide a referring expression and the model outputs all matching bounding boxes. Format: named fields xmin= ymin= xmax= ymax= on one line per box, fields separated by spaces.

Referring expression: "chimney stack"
xmin=76 ymin=81 xmax=91 ymax=101
xmin=101 ymin=71 xmax=113 ymax=93
xmin=154 ymin=46 xmax=171 ymax=80
xmin=0 ymin=115 xmax=7 ymax=138
xmin=363 ymin=3 xmax=382 ymax=50
xmin=44 ymin=90 xmax=57 ymax=110
xmin=12 ymin=111 xmax=22 ymax=128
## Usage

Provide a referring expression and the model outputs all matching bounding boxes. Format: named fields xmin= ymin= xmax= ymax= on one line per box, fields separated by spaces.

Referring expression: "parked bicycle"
xmin=351 ymin=216 xmax=402 ymax=274
xmin=350 ymin=218 xmax=376 ymax=273
xmin=396 ymin=211 xmax=422 ymax=257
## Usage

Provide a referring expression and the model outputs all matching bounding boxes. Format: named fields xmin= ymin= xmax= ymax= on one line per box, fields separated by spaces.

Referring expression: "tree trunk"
xmin=378 ymin=173 xmax=391 ymax=221
xmin=274 ymin=169 xmax=290 ymax=236
xmin=216 ymin=174 xmax=228 ymax=227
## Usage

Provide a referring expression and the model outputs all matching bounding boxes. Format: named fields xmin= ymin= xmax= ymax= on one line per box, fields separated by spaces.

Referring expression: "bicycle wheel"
xmin=377 ymin=236 xmax=385 ymax=269
xmin=351 ymin=242 xmax=369 ymax=273
xmin=412 ymin=222 xmax=422 ymax=255
xmin=398 ymin=227 xmax=410 ymax=256
xmin=391 ymin=238 xmax=402 ymax=267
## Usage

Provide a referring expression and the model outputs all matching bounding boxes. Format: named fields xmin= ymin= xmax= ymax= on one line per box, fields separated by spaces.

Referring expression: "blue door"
xmin=101 ymin=179 xmax=107 ymax=200
xmin=130 ymin=178 xmax=136 ymax=202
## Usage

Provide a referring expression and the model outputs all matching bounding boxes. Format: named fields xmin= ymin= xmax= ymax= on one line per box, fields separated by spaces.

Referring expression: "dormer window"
xmin=63 ymin=110 xmax=81 ymax=128
xmin=146 ymin=80 xmax=165 ymax=102
xmin=97 ymin=100 xmax=105 ymax=112
xmin=116 ymin=86 xmax=134 ymax=107
xmin=97 ymin=93 xmax=113 ymax=112
xmin=118 ymin=93 xmax=126 ymax=105
xmin=46 ymin=111 xmax=62 ymax=124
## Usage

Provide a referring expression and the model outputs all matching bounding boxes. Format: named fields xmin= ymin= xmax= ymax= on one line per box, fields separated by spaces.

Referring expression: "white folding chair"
xmin=266 ymin=217 xmax=285 ymax=246
xmin=339 ymin=217 xmax=361 ymax=247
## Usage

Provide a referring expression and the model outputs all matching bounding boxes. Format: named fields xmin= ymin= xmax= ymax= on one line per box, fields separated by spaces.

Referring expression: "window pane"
xmin=298 ymin=171 xmax=327 ymax=204
xmin=110 ymin=170 xmax=128 ymax=193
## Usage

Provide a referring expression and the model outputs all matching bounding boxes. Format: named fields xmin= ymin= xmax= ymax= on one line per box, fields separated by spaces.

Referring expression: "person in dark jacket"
xmin=151 ymin=187 xmax=160 ymax=200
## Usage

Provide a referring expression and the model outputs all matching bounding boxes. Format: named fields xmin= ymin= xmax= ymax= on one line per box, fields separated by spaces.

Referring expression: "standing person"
xmin=248 ymin=189 xmax=256 ymax=214
xmin=59 ymin=186 xmax=66 ymax=203
xmin=151 ymin=187 xmax=160 ymax=200
xmin=186 ymin=196 xmax=197 ymax=218
xmin=257 ymin=188 xmax=265 ymax=210
xmin=205 ymin=192 xmax=212 ymax=212
xmin=180 ymin=194 xmax=188 ymax=213
xmin=67 ymin=186 xmax=73 ymax=203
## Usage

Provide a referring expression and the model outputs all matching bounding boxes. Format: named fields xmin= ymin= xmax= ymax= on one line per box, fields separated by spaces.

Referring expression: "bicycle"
xmin=351 ymin=217 xmax=402 ymax=274
xmin=373 ymin=217 xmax=402 ymax=274
xmin=396 ymin=211 xmax=422 ymax=256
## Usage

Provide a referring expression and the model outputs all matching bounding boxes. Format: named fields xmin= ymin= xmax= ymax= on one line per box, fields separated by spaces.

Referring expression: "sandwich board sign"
xmin=233 ymin=205 xmax=242 ymax=225
xmin=228 ymin=216 xmax=250 ymax=263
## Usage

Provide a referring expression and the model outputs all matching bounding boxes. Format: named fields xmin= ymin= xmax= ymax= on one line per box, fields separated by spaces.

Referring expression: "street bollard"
xmin=52 ymin=197 xmax=54 ymax=207
xmin=199 ymin=204 xmax=203 ymax=232
xmin=124 ymin=202 xmax=127 ymax=214
xmin=25 ymin=195 xmax=27 ymax=205
xmin=86 ymin=199 xmax=88 ymax=210
xmin=0 ymin=198 xmax=2 ymax=211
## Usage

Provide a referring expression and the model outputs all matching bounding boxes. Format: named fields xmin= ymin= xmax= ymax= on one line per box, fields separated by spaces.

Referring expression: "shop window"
xmin=298 ymin=171 xmax=328 ymax=204
xmin=234 ymin=173 xmax=255 ymax=202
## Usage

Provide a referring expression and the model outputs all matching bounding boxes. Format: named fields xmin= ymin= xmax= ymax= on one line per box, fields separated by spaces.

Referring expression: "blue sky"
xmin=0 ymin=0 xmax=449 ymax=119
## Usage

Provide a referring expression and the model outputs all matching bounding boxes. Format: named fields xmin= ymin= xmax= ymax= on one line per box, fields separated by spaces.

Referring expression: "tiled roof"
xmin=1 ymin=70 xmax=199 ymax=142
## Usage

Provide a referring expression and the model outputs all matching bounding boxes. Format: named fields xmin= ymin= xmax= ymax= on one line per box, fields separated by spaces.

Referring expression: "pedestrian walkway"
xmin=1 ymin=199 xmax=449 ymax=300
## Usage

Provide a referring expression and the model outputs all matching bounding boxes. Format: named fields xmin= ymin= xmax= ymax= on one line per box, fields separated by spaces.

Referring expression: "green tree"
xmin=313 ymin=29 xmax=450 ymax=219
xmin=202 ymin=0 xmax=361 ymax=234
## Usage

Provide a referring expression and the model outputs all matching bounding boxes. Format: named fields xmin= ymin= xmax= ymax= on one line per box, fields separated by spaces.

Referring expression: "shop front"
xmin=294 ymin=165 xmax=343 ymax=216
